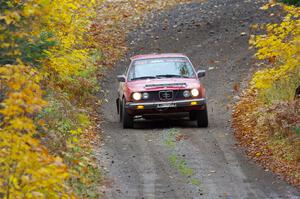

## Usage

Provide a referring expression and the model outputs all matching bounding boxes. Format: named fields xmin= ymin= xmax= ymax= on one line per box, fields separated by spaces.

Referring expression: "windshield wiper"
xmin=131 ymin=76 xmax=156 ymax=80
xmin=156 ymin=74 xmax=189 ymax=78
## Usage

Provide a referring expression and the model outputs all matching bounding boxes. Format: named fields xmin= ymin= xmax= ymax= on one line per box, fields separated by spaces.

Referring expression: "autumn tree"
xmin=233 ymin=2 xmax=300 ymax=186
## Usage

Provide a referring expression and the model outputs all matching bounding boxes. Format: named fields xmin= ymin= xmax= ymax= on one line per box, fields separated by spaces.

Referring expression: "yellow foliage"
xmin=31 ymin=0 xmax=96 ymax=79
xmin=0 ymin=65 xmax=75 ymax=198
xmin=250 ymin=4 xmax=300 ymax=90
xmin=44 ymin=49 xmax=90 ymax=79
xmin=1 ymin=0 xmax=103 ymax=196
xmin=0 ymin=0 xmax=96 ymax=79
xmin=233 ymin=3 xmax=300 ymax=187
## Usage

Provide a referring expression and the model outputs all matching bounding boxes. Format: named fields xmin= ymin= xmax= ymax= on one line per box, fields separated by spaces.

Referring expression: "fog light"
xmin=191 ymin=101 xmax=198 ymax=106
xmin=142 ymin=92 xmax=149 ymax=99
xmin=137 ymin=105 xmax=144 ymax=109
xmin=183 ymin=90 xmax=190 ymax=98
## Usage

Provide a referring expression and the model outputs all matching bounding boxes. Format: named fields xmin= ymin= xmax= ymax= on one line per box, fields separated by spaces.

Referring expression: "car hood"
xmin=127 ymin=78 xmax=201 ymax=92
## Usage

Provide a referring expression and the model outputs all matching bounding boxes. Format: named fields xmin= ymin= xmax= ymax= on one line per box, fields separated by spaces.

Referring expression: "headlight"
xmin=191 ymin=89 xmax=199 ymax=97
xmin=142 ymin=92 xmax=149 ymax=99
xmin=132 ymin=92 xmax=142 ymax=100
xmin=183 ymin=90 xmax=190 ymax=98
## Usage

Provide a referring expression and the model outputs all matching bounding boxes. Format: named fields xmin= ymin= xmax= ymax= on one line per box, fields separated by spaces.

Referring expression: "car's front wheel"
xmin=196 ymin=105 xmax=208 ymax=128
xmin=118 ymin=99 xmax=122 ymax=122
xmin=121 ymin=99 xmax=134 ymax=128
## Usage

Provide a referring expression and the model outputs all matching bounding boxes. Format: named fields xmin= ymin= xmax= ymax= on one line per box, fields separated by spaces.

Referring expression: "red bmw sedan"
xmin=116 ymin=53 xmax=208 ymax=128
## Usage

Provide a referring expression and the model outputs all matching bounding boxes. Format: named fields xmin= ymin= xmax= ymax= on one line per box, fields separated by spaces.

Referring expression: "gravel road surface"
xmin=97 ymin=0 xmax=300 ymax=198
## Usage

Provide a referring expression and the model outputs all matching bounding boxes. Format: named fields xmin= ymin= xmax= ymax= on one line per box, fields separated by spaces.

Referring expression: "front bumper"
xmin=125 ymin=98 xmax=206 ymax=111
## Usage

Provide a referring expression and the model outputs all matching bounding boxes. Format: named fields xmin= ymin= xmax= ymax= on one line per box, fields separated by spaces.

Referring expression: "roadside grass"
xmin=37 ymin=88 xmax=102 ymax=198
xmin=259 ymin=71 xmax=300 ymax=104
xmin=233 ymin=91 xmax=300 ymax=186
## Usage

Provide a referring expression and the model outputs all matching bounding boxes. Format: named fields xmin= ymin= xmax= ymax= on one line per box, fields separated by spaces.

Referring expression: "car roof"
xmin=130 ymin=53 xmax=188 ymax=61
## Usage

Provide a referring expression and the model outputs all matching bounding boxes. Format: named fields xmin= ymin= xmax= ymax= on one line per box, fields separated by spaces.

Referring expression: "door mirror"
xmin=197 ymin=70 xmax=206 ymax=78
xmin=117 ymin=75 xmax=126 ymax=82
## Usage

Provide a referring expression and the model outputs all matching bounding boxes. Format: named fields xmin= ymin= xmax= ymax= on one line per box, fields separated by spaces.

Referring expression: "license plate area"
xmin=157 ymin=103 xmax=176 ymax=108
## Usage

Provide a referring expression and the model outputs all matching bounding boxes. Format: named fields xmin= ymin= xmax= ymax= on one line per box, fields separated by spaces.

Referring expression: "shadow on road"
xmin=132 ymin=118 xmax=199 ymax=129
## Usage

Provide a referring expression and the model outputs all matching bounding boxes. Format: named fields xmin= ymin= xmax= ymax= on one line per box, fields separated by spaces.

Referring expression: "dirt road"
xmin=96 ymin=0 xmax=300 ymax=198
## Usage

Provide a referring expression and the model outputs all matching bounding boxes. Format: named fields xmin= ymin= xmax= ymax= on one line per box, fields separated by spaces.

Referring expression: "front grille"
xmin=159 ymin=91 xmax=173 ymax=101
xmin=139 ymin=90 xmax=188 ymax=102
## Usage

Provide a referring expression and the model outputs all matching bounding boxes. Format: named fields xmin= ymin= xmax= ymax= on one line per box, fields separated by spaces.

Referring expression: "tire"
xmin=196 ymin=105 xmax=208 ymax=128
xmin=118 ymin=99 xmax=122 ymax=122
xmin=121 ymin=99 xmax=134 ymax=128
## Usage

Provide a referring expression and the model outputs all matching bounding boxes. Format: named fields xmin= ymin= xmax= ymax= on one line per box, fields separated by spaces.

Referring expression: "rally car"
xmin=116 ymin=53 xmax=208 ymax=128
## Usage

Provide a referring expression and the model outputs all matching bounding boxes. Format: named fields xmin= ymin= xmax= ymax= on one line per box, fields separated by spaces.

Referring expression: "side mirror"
xmin=117 ymin=75 xmax=126 ymax=82
xmin=197 ymin=70 xmax=206 ymax=78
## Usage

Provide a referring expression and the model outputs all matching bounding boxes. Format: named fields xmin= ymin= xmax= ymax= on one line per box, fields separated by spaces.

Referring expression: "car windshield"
xmin=128 ymin=57 xmax=195 ymax=81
